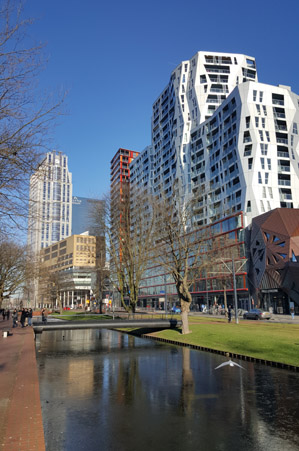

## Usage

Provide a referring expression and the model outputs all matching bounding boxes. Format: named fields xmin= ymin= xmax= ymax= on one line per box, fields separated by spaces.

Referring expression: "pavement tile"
xmin=0 ymin=319 xmax=45 ymax=451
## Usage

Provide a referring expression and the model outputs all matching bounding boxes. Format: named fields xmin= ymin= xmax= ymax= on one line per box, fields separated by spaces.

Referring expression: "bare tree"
xmin=153 ymin=188 xmax=212 ymax=334
xmin=93 ymin=186 xmax=155 ymax=314
xmin=0 ymin=240 xmax=28 ymax=307
xmin=91 ymin=235 xmax=109 ymax=313
xmin=207 ymin=232 xmax=247 ymax=322
xmin=38 ymin=267 xmax=63 ymax=313
xmin=0 ymin=1 xmax=65 ymax=237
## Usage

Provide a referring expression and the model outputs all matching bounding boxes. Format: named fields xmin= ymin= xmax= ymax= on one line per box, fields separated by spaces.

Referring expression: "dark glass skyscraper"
xmin=72 ymin=196 xmax=103 ymax=235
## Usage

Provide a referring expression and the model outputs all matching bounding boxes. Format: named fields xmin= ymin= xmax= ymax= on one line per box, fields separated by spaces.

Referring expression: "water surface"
xmin=37 ymin=329 xmax=299 ymax=451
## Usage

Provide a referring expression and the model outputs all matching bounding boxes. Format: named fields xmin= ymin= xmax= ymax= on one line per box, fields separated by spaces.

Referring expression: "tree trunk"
xmin=223 ymin=284 xmax=228 ymax=318
xmin=57 ymin=293 xmax=63 ymax=315
xmin=177 ymin=280 xmax=192 ymax=334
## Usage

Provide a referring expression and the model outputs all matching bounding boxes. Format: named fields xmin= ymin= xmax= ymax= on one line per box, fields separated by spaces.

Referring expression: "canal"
xmin=36 ymin=329 xmax=299 ymax=451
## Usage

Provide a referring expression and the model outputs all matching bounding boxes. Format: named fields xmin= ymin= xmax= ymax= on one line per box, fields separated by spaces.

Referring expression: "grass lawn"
xmin=152 ymin=316 xmax=299 ymax=367
xmin=50 ymin=311 xmax=113 ymax=321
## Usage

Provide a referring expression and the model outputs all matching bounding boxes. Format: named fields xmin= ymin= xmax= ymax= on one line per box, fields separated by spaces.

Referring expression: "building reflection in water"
xmin=37 ymin=329 xmax=299 ymax=451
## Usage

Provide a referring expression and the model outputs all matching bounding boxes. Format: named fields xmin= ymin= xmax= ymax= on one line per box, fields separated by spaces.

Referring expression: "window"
xmin=246 ymin=116 xmax=250 ymax=128
xmin=265 ymin=172 xmax=269 ymax=184
xmin=260 ymin=157 xmax=265 ymax=169
xmin=267 ymin=201 xmax=271 ymax=210
xmin=259 ymin=130 xmax=264 ymax=141
xmin=259 ymin=91 xmax=264 ymax=102
xmin=265 ymin=131 xmax=270 ymax=142
xmin=260 ymin=200 xmax=265 ymax=212
xmin=248 ymin=158 xmax=253 ymax=170
xmin=246 ymin=200 xmax=251 ymax=212
xmin=262 ymin=186 xmax=266 ymax=198
xmin=292 ymin=251 xmax=297 ymax=262
xmin=262 ymin=118 xmax=265 ymax=128
xmin=256 ymin=104 xmax=261 ymax=115
xmin=268 ymin=187 xmax=273 ymax=198
xmin=258 ymin=172 xmax=262 ymax=183
xmin=293 ymin=123 xmax=298 ymax=134
xmin=262 ymin=105 xmax=267 ymax=116
xmin=255 ymin=117 xmax=259 ymax=128
xmin=244 ymin=144 xmax=252 ymax=156
xmin=267 ymin=158 xmax=271 ymax=170
xmin=253 ymin=90 xmax=257 ymax=102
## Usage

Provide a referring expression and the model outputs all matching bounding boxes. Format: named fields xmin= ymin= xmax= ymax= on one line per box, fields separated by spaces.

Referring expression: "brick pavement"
xmin=0 ymin=317 xmax=45 ymax=451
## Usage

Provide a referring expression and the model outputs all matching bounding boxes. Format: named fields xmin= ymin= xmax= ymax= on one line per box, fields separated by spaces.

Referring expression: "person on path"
xmin=290 ymin=306 xmax=295 ymax=320
xmin=28 ymin=308 xmax=33 ymax=326
xmin=6 ymin=309 xmax=10 ymax=320
xmin=20 ymin=308 xmax=26 ymax=328
xmin=24 ymin=308 xmax=29 ymax=326
xmin=42 ymin=308 xmax=47 ymax=324
xmin=228 ymin=305 xmax=232 ymax=323
xmin=2 ymin=309 xmax=5 ymax=321
xmin=12 ymin=309 xmax=18 ymax=328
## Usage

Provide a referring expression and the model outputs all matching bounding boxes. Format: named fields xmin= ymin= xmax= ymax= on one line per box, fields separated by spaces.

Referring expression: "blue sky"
xmin=23 ymin=0 xmax=299 ymax=199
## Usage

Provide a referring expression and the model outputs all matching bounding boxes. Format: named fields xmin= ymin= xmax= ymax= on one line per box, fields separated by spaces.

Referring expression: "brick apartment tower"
xmin=110 ymin=148 xmax=139 ymax=247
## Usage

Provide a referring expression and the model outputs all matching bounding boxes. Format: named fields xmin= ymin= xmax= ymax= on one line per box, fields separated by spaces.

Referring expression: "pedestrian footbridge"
xmin=33 ymin=318 xmax=181 ymax=337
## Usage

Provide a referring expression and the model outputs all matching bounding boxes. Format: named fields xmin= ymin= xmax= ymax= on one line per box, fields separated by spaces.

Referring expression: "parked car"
xmin=243 ymin=308 xmax=271 ymax=320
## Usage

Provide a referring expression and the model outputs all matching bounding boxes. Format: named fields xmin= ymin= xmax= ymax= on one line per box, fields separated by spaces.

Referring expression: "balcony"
xmin=273 ymin=112 xmax=286 ymax=118
xmin=205 ymin=68 xmax=230 ymax=74
xmin=275 ymin=125 xmax=288 ymax=131
xmin=210 ymin=87 xmax=229 ymax=93
xmin=277 ymin=151 xmax=289 ymax=158
xmin=278 ymin=179 xmax=291 ymax=186
xmin=278 ymin=165 xmax=290 ymax=172
xmin=280 ymin=194 xmax=292 ymax=201
xmin=276 ymin=138 xmax=288 ymax=144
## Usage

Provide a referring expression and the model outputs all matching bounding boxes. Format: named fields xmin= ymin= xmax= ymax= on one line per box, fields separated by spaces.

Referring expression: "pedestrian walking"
xmin=290 ymin=306 xmax=295 ymax=320
xmin=24 ymin=308 xmax=29 ymax=326
xmin=228 ymin=305 xmax=232 ymax=323
xmin=20 ymin=308 xmax=26 ymax=328
xmin=28 ymin=308 xmax=33 ymax=326
xmin=12 ymin=309 xmax=18 ymax=328
xmin=42 ymin=308 xmax=47 ymax=324
xmin=6 ymin=309 xmax=10 ymax=320
xmin=2 ymin=309 xmax=5 ymax=321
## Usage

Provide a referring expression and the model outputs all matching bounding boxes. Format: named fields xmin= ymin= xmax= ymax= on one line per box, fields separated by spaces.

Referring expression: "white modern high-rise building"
xmin=190 ymin=81 xmax=299 ymax=226
xmin=28 ymin=150 xmax=72 ymax=254
xmin=130 ymin=51 xmax=299 ymax=228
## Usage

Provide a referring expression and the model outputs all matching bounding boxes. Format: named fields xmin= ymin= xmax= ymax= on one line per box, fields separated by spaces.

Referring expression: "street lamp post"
xmin=232 ymin=257 xmax=239 ymax=324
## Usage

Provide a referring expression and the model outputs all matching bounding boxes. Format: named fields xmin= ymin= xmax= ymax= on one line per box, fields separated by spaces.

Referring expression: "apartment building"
xmin=128 ymin=51 xmax=299 ymax=311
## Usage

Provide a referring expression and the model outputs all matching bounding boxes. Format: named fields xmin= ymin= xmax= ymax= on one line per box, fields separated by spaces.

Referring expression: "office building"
xmin=72 ymin=196 xmax=104 ymax=235
xmin=39 ymin=233 xmax=98 ymax=308
xmin=28 ymin=150 xmax=72 ymax=254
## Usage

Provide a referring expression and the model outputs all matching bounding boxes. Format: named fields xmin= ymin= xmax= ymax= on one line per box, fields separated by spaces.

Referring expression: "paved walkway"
xmin=0 ymin=318 xmax=45 ymax=451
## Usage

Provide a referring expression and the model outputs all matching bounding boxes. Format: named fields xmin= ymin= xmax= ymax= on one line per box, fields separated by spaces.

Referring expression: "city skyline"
xmin=22 ymin=0 xmax=299 ymax=199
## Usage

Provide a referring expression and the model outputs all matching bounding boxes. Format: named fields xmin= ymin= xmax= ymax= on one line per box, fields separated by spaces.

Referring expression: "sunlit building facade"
xmin=39 ymin=233 xmax=98 ymax=308
xmin=28 ymin=150 xmax=72 ymax=254
xmin=128 ymin=51 xmax=299 ymax=310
